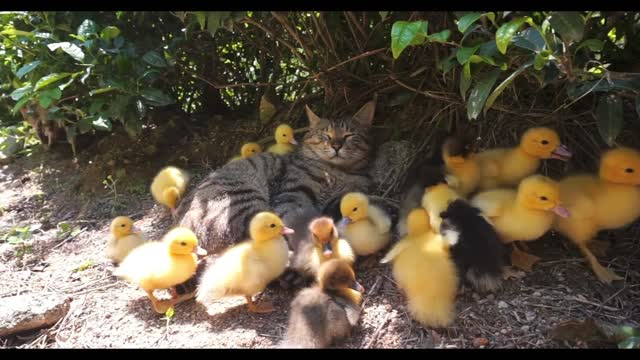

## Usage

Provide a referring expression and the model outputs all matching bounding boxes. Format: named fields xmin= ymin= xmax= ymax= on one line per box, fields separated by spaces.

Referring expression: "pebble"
xmin=500 ymin=329 xmax=508 ymax=334
xmin=521 ymin=325 xmax=530 ymax=331
xmin=486 ymin=294 xmax=495 ymax=301
xmin=533 ymin=291 xmax=541 ymax=297
xmin=498 ymin=301 xmax=508 ymax=309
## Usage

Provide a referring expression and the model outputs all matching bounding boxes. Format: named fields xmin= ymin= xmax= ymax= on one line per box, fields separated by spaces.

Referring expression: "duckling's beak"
xmin=193 ymin=246 xmax=208 ymax=256
xmin=131 ymin=226 xmax=142 ymax=233
xmin=448 ymin=156 xmax=465 ymax=165
xmin=338 ymin=217 xmax=351 ymax=228
xmin=289 ymin=137 xmax=298 ymax=145
xmin=551 ymin=204 xmax=570 ymax=218
xmin=550 ymin=144 xmax=572 ymax=161
xmin=350 ymin=280 xmax=365 ymax=293
xmin=322 ymin=242 xmax=333 ymax=258
xmin=281 ymin=226 xmax=295 ymax=235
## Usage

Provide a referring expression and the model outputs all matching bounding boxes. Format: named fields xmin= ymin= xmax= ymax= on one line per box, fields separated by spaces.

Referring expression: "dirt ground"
xmin=1 ymin=134 xmax=639 ymax=349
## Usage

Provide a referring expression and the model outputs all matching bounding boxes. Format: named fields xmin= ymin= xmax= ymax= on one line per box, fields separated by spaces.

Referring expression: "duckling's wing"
xmin=470 ymin=190 xmax=514 ymax=218
xmin=368 ymin=197 xmax=397 ymax=231
xmin=332 ymin=297 xmax=361 ymax=327
xmin=380 ymin=240 xmax=410 ymax=264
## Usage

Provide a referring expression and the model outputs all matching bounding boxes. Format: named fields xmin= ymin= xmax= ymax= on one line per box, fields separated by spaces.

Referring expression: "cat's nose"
xmin=331 ymin=143 xmax=343 ymax=151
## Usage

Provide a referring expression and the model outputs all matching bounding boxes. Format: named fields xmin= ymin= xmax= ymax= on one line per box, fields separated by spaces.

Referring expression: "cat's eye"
xmin=541 ymin=140 xmax=549 ymax=145
xmin=270 ymin=224 xmax=276 ymax=228
xmin=353 ymin=207 xmax=358 ymax=212
xmin=344 ymin=133 xmax=354 ymax=140
xmin=180 ymin=242 xmax=187 ymax=246
xmin=625 ymin=168 xmax=634 ymax=173
xmin=540 ymin=196 xmax=548 ymax=201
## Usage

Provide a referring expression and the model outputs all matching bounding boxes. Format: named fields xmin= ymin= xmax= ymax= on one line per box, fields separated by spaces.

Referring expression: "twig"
xmin=51 ymin=228 xmax=87 ymax=250
xmin=365 ymin=312 xmax=391 ymax=348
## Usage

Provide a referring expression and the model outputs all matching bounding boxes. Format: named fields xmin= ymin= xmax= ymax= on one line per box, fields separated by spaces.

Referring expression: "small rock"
xmin=500 ymin=329 xmax=508 ymax=334
xmin=525 ymin=311 xmax=536 ymax=322
xmin=382 ymin=298 xmax=389 ymax=305
xmin=533 ymin=291 xmax=541 ymax=297
xmin=498 ymin=301 xmax=508 ymax=309
xmin=473 ymin=337 xmax=489 ymax=348
xmin=521 ymin=325 xmax=530 ymax=331
xmin=472 ymin=293 xmax=481 ymax=301
xmin=0 ymin=293 xmax=71 ymax=337
xmin=486 ymin=294 xmax=495 ymax=301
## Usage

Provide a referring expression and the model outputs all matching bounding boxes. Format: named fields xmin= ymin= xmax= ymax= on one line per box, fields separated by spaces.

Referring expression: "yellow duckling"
xmin=114 ymin=227 xmax=207 ymax=313
xmin=150 ymin=166 xmax=189 ymax=218
xmin=471 ymin=175 xmax=570 ymax=273
xmin=474 ymin=127 xmax=573 ymax=190
xmin=338 ymin=192 xmax=391 ymax=257
xmin=267 ymin=124 xmax=298 ymax=155
xmin=229 ymin=142 xmax=263 ymax=163
xmin=105 ymin=216 xmax=148 ymax=264
xmin=292 ymin=217 xmax=355 ymax=278
xmin=280 ymin=259 xmax=364 ymax=348
xmin=421 ymin=183 xmax=462 ymax=233
xmin=554 ymin=147 xmax=640 ymax=283
xmin=442 ymin=136 xmax=481 ymax=197
xmin=381 ymin=208 xmax=458 ymax=328
xmin=196 ymin=211 xmax=294 ymax=313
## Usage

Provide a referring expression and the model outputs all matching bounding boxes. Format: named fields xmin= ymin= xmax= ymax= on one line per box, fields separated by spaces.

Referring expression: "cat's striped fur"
xmin=176 ymin=101 xmax=377 ymax=254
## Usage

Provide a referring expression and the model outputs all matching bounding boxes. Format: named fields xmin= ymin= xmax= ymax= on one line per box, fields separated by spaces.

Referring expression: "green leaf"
xmin=427 ymin=29 xmax=451 ymax=43
xmin=456 ymin=45 xmax=480 ymax=65
xmin=89 ymin=87 xmax=117 ymax=96
xmin=391 ymin=20 xmax=428 ymax=59
xmin=58 ymin=77 xmax=75 ymax=91
xmin=77 ymin=19 xmax=97 ymax=37
xmin=16 ymin=60 xmax=41 ymax=79
xmin=12 ymin=95 xmax=32 ymax=114
xmin=41 ymin=88 xmax=62 ymax=100
xmin=496 ymin=17 xmax=530 ymax=54
xmin=457 ymin=13 xmax=483 ymax=33
xmin=207 ymin=11 xmax=231 ymax=37
xmin=469 ymin=55 xmax=497 ymax=66
xmin=0 ymin=29 xmax=33 ymax=37
xmin=195 ymin=12 xmax=207 ymax=30
xmin=484 ymin=60 xmax=534 ymax=115
xmin=140 ymin=88 xmax=174 ymax=106
xmin=92 ymin=116 xmax=112 ymax=131
xmin=165 ymin=307 xmax=175 ymax=319
xmin=619 ymin=337 xmax=640 ymax=349
xmin=548 ymin=11 xmax=585 ymax=43
xmin=636 ymin=96 xmax=640 ymax=119
xmin=575 ymin=38 xmax=603 ymax=53
xmin=89 ymin=99 xmax=105 ymax=115
xmin=142 ymin=51 xmax=167 ymax=68
xmin=460 ymin=64 xmax=472 ymax=100
xmin=10 ymin=85 xmax=33 ymax=101
xmin=467 ymin=68 xmax=502 ymax=120
xmin=438 ymin=53 xmax=457 ymax=75
xmin=512 ymin=27 xmax=546 ymax=52
xmin=38 ymin=95 xmax=53 ymax=108
xmin=568 ymin=76 xmax=640 ymax=99
xmin=484 ymin=12 xmax=496 ymax=26
xmin=534 ymin=51 xmax=550 ymax=70
xmin=74 ymin=260 xmax=93 ymax=272
xmin=47 ymin=42 xmax=85 ymax=62
xmin=100 ymin=26 xmax=120 ymax=41
xmin=34 ymin=73 xmax=72 ymax=91
xmin=596 ymin=94 xmax=624 ymax=146
xmin=379 ymin=11 xmax=389 ymax=21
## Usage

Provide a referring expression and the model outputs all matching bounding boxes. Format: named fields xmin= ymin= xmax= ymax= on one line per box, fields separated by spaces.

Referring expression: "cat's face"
xmin=301 ymin=101 xmax=375 ymax=170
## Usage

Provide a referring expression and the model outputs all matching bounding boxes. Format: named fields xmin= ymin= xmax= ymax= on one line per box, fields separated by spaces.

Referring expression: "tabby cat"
xmin=176 ymin=101 xmax=377 ymax=254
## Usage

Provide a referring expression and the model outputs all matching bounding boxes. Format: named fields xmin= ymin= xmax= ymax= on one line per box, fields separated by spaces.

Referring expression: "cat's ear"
xmin=305 ymin=104 xmax=324 ymax=129
xmin=352 ymin=100 xmax=376 ymax=128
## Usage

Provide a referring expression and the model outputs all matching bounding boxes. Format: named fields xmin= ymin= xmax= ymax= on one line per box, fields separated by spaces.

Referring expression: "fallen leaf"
xmin=473 ymin=337 xmax=489 ymax=347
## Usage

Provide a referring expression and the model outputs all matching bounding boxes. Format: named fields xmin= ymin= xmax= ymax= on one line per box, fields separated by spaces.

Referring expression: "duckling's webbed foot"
xmin=579 ymin=245 xmax=623 ymax=284
xmin=510 ymin=243 xmax=540 ymax=272
xmin=246 ymin=295 xmax=275 ymax=313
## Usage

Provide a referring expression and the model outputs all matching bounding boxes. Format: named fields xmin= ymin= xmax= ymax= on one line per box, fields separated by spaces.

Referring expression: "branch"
xmin=309 ymin=48 xmax=386 ymax=79
xmin=271 ymin=12 xmax=314 ymax=63
xmin=240 ymin=17 xmax=309 ymax=69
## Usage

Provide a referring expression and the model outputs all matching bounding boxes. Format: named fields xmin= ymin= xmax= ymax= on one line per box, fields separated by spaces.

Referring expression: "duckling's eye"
xmin=121 ymin=224 xmax=126 ymax=227
xmin=625 ymin=168 xmax=634 ymax=173
xmin=282 ymin=134 xmax=286 ymax=137
xmin=251 ymin=149 xmax=256 ymax=153
xmin=541 ymin=140 xmax=549 ymax=145
xmin=353 ymin=207 xmax=358 ymax=212
xmin=270 ymin=223 xmax=276 ymax=228
xmin=540 ymin=196 xmax=548 ymax=201
xmin=180 ymin=242 xmax=187 ymax=246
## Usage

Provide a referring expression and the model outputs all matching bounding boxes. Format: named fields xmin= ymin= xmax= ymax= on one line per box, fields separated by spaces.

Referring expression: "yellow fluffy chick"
xmin=105 ymin=216 xmax=148 ymax=264
xmin=114 ymin=227 xmax=207 ymax=313
xmin=421 ymin=183 xmax=462 ymax=233
xmin=302 ymin=217 xmax=355 ymax=278
xmin=381 ymin=208 xmax=458 ymax=328
xmin=471 ymin=175 xmax=570 ymax=272
xmin=229 ymin=142 xmax=263 ymax=163
xmin=196 ymin=211 xmax=294 ymax=313
xmin=338 ymin=192 xmax=391 ymax=257
xmin=554 ymin=147 xmax=640 ymax=283
xmin=150 ymin=166 xmax=189 ymax=218
xmin=442 ymin=137 xmax=481 ymax=197
xmin=267 ymin=124 xmax=298 ymax=155
xmin=474 ymin=127 xmax=573 ymax=190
